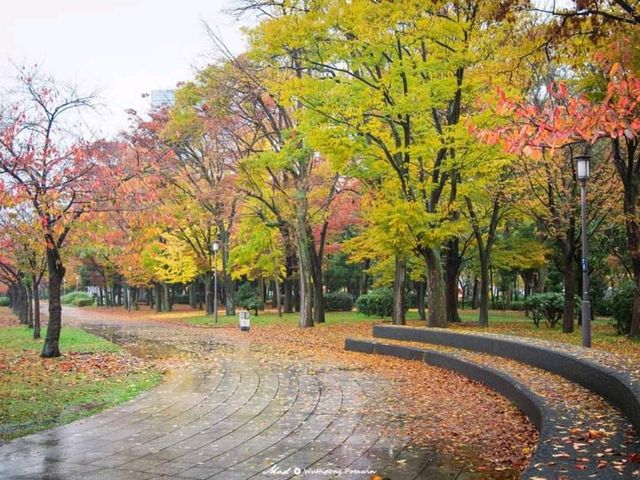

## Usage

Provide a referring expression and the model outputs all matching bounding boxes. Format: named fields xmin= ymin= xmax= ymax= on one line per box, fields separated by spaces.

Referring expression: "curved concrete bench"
xmin=345 ymin=338 xmax=559 ymax=479
xmin=372 ymin=325 xmax=640 ymax=434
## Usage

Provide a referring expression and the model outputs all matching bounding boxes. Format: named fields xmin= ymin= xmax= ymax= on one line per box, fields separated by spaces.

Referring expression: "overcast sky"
xmin=0 ymin=0 xmax=247 ymax=138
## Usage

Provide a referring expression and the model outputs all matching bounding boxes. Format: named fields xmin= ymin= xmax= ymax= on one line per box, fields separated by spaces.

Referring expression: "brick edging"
xmin=372 ymin=325 xmax=640 ymax=434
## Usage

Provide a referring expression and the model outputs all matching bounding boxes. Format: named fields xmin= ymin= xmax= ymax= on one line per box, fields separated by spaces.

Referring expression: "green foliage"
xmin=72 ymin=297 xmax=94 ymax=307
xmin=61 ymin=291 xmax=93 ymax=306
xmin=324 ymin=292 xmax=354 ymax=312
xmin=524 ymin=293 xmax=580 ymax=328
xmin=610 ymin=282 xmax=636 ymax=335
xmin=508 ymin=300 xmax=525 ymax=311
xmin=405 ymin=289 xmax=417 ymax=309
xmin=0 ymin=297 xmax=10 ymax=307
xmin=325 ymin=252 xmax=363 ymax=294
xmin=234 ymin=283 xmax=265 ymax=315
xmin=356 ymin=289 xmax=393 ymax=318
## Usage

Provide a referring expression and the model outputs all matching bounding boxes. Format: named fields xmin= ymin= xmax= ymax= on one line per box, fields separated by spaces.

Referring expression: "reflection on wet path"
xmin=0 ymin=307 xmax=462 ymax=480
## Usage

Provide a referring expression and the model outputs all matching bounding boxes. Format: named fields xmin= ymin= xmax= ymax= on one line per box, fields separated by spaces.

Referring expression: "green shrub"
xmin=234 ymin=283 xmax=265 ymax=315
xmin=610 ymin=282 xmax=635 ymax=335
xmin=173 ymin=294 xmax=191 ymax=305
xmin=508 ymin=301 xmax=525 ymax=311
xmin=595 ymin=296 xmax=614 ymax=317
xmin=72 ymin=297 xmax=94 ymax=307
xmin=356 ymin=288 xmax=393 ymax=318
xmin=61 ymin=291 xmax=93 ymax=306
xmin=0 ymin=297 xmax=10 ymax=307
xmin=325 ymin=292 xmax=354 ymax=311
xmin=405 ymin=290 xmax=417 ymax=309
xmin=524 ymin=293 xmax=580 ymax=328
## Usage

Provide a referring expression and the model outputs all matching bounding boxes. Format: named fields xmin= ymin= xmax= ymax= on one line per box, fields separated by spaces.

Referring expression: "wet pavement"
xmin=0 ymin=307 xmax=466 ymax=480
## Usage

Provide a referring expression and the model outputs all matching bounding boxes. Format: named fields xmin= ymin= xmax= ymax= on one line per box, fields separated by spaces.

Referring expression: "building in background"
xmin=149 ymin=89 xmax=175 ymax=109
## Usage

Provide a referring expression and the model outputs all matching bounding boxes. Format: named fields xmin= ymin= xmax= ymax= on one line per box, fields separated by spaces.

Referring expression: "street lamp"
xmin=212 ymin=241 xmax=219 ymax=324
xmin=576 ymin=152 xmax=591 ymax=348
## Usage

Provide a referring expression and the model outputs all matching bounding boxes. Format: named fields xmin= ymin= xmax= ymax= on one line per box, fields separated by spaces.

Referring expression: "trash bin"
xmin=239 ymin=311 xmax=250 ymax=331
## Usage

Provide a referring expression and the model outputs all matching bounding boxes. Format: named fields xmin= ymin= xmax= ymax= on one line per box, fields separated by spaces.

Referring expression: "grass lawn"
xmin=184 ymin=309 xmax=381 ymax=327
xmin=180 ymin=307 xmax=640 ymax=357
xmin=0 ymin=317 xmax=161 ymax=441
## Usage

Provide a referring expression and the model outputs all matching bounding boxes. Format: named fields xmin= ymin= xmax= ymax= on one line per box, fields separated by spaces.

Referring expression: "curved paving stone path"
xmin=0 ymin=308 xmax=464 ymax=480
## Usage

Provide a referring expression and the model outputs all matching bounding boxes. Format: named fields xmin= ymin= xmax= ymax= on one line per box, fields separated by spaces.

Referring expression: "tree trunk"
xmin=359 ymin=259 xmax=370 ymax=297
xmin=298 ymin=264 xmax=313 ymax=328
xmin=392 ymin=255 xmax=406 ymax=325
xmin=283 ymin=253 xmax=296 ymax=314
xmin=16 ymin=284 xmax=27 ymax=324
xmin=26 ymin=282 xmax=33 ymax=328
xmin=424 ymin=247 xmax=447 ymax=328
xmin=295 ymin=189 xmax=314 ymax=328
xmin=162 ymin=283 xmax=171 ymax=312
xmin=223 ymin=263 xmax=235 ymax=316
xmin=631 ymin=271 xmax=640 ymax=337
xmin=297 ymin=239 xmax=314 ymax=328
xmin=309 ymin=222 xmax=327 ymax=325
xmin=471 ymin=276 xmax=479 ymax=309
xmin=33 ymin=275 xmax=41 ymax=339
xmin=562 ymin=232 xmax=576 ymax=333
xmin=42 ymin=246 xmax=65 ymax=358
xmin=416 ymin=281 xmax=427 ymax=321
xmin=312 ymin=281 xmax=325 ymax=324
xmin=522 ymin=271 xmax=533 ymax=317
xmin=275 ymin=276 xmax=282 ymax=317
xmin=204 ymin=272 xmax=213 ymax=315
xmin=154 ymin=283 xmax=162 ymax=313
xmin=625 ymin=206 xmax=640 ymax=336
xmin=478 ymin=252 xmax=490 ymax=327
xmin=536 ymin=267 xmax=547 ymax=293
xmin=445 ymin=239 xmax=461 ymax=323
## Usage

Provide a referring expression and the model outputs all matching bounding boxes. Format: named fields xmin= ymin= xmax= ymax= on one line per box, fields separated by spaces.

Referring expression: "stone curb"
xmin=344 ymin=338 xmax=559 ymax=479
xmin=372 ymin=325 xmax=640 ymax=434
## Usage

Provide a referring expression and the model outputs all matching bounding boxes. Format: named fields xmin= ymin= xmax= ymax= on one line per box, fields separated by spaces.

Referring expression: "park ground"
xmin=2 ymin=304 xmax=638 ymax=478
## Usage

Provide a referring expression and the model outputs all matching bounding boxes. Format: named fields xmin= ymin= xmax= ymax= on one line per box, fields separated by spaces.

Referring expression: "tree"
xmin=247 ymin=0 xmax=524 ymax=328
xmin=0 ymin=207 xmax=46 ymax=337
xmin=0 ymin=67 xmax=102 ymax=357
xmin=230 ymin=209 xmax=286 ymax=316
xmin=492 ymin=47 xmax=640 ymax=334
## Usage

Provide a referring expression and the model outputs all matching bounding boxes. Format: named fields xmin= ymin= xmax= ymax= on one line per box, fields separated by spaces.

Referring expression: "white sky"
xmin=0 ymin=0 xmax=248 ymax=138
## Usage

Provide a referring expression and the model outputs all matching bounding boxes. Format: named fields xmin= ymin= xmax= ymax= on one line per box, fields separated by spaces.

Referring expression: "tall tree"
xmin=0 ymin=67 xmax=102 ymax=357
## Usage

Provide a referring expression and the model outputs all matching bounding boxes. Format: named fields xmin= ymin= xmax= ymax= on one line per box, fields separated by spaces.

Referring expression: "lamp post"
xmin=212 ymin=241 xmax=219 ymax=324
xmin=576 ymin=153 xmax=591 ymax=348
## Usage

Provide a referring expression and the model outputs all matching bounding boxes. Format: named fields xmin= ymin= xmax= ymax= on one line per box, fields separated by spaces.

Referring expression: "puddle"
xmin=80 ymin=325 xmax=184 ymax=360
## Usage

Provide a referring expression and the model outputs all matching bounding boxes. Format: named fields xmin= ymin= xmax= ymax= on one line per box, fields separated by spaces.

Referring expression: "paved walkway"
xmin=0 ymin=308 xmax=461 ymax=480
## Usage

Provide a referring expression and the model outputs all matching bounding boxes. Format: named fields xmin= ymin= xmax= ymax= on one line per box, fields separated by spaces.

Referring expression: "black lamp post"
xmin=212 ymin=241 xmax=219 ymax=324
xmin=576 ymin=153 xmax=591 ymax=348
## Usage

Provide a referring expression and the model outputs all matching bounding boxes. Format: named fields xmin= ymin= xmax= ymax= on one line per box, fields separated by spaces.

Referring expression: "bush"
xmin=610 ymin=282 xmax=635 ymax=335
xmin=508 ymin=301 xmax=525 ymax=311
xmin=173 ymin=294 xmax=191 ymax=305
xmin=524 ymin=293 xmax=580 ymax=328
xmin=595 ymin=296 xmax=614 ymax=317
xmin=356 ymin=288 xmax=393 ymax=318
xmin=72 ymin=297 xmax=94 ymax=307
xmin=0 ymin=297 xmax=10 ymax=307
xmin=234 ymin=283 xmax=265 ymax=315
xmin=61 ymin=291 xmax=93 ymax=306
xmin=405 ymin=290 xmax=417 ymax=309
xmin=325 ymin=292 xmax=354 ymax=312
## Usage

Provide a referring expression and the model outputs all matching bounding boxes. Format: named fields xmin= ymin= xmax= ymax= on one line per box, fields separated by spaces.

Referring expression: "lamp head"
xmin=575 ymin=154 xmax=591 ymax=181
